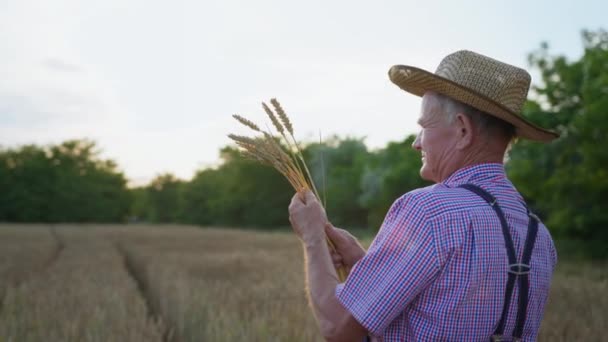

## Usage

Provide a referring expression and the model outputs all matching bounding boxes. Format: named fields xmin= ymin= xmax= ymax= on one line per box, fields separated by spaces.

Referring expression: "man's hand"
xmin=325 ymin=224 xmax=366 ymax=271
xmin=289 ymin=190 xmax=328 ymax=244
xmin=290 ymin=191 xmax=369 ymax=341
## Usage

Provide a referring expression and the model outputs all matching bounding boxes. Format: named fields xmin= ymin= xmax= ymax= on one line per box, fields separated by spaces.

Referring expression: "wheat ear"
xmin=270 ymin=99 xmax=321 ymax=204
xmin=229 ymin=100 xmax=348 ymax=282
xmin=262 ymin=102 xmax=309 ymax=192
xmin=268 ymin=99 xmax=346 ymax=281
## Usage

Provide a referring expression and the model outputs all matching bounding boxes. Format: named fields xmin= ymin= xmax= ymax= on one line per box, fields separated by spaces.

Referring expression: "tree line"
xmin=1 ymin=30 xmax=606 ymax=257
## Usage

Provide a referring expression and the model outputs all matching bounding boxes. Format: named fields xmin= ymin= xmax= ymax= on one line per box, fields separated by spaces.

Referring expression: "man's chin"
xmin=419 ymin=165 xmax=437 ymax=183
xmin=419 ymin=168 xmax=432 ymax=182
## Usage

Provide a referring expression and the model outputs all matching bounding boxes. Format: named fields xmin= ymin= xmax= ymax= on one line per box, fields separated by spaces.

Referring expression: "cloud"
xmin=0 ymin=1 xmax=131 ymax=144
xmin=43 ymin=58 xmax=83 ymax=73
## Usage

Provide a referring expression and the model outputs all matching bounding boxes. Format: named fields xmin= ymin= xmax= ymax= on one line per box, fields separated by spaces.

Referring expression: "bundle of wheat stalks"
xmin=228 ymin=99 xmax=347 ymax=282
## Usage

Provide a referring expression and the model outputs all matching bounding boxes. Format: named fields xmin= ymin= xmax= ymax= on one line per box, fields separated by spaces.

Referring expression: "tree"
xmin=305 ymin=137 xmax=371 ymax=228
xmin=145 ymin=173 xmax=184 ymax=223
xmin=360 ymin=135 xmax=430 ymax=228
xmin=180 ymin=147 xmax=293 ymax=227
xmin=0 ymin=140 xmax=131 ymax=222
xmin=508 ymin=29 xmax=608 ymax=257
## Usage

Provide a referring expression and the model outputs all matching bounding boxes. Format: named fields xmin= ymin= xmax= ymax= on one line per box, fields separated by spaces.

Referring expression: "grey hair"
xmin=429 ymin=92 xmax=517 ymax=142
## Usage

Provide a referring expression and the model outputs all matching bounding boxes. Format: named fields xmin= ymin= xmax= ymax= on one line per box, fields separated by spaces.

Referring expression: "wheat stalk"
xmin=229 ymin=134 xmax=304 ymax=190
xmin=319 ymin=131 xmax=327 ymax=209
xmin=262 ymin=102 xmax=310 ymax=194
xmin=270 ymin=98 xmax=321 ymax=204
xmin=228 ymin=100 xmax=347 ymax=282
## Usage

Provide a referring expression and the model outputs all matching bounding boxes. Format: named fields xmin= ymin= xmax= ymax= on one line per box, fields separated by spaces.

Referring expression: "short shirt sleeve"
xmin=336 ymin=193 xmax=441 ymax=336
xmin=549 ymin=233 xmax=558 ymax=270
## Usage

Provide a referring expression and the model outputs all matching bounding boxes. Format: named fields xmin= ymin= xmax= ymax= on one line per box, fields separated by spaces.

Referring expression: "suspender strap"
xmin=513 ymin=212 xmax=539 ymax=339
xmin=459 ymin=184 xmax=516 ymax=336
xmin=458 ymin=184 xmax=539 ymax=341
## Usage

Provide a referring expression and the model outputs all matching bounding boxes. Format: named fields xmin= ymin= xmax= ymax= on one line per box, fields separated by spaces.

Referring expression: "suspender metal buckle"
xmin=459 ymin=183 xmax=539 ymax=342
xmin=508 ymin=263 xmax=531 ymax=275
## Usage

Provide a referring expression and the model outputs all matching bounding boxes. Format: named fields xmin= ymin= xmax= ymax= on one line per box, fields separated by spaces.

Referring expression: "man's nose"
xmin=412 ymin=133 xmax=421 ymax=151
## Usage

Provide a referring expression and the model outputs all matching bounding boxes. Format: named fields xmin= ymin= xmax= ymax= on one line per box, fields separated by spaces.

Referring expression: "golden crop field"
xmin=0 ymin=224 xmax=605 ymax=341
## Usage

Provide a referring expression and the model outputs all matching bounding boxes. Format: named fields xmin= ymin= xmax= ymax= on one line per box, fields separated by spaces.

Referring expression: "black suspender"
xmin=458 ymin=184 xmax=539 ymax=342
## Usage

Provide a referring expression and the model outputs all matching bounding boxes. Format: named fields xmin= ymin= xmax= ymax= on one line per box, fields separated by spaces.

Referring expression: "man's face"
xmin=411 ymin=94 xmax=459 ymax=183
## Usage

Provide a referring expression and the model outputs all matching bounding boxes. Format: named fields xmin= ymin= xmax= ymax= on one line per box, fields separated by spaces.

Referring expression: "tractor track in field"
xmin=0 ymin=225 xmax=65 ymax=314
xmin=46 ymin=225 xmax=66 ymax=270
xmin=115 ymin=242 xmax=174 ymax=342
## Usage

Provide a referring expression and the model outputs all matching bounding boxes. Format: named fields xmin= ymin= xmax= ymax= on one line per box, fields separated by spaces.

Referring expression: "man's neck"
xmin=440 ymin=149 xmax=505 ymax=183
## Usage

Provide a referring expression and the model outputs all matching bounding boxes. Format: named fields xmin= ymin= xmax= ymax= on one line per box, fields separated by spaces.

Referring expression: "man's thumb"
xmin=325 ymin=223 xmax=342 ymax=245
xmin=304 ymin=190 xmax=316 ymax=204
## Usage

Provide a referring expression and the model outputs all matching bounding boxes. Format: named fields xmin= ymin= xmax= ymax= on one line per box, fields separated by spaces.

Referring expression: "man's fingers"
xmin=324 ymin=222 xmax=332 ymax=234
xmin=331 ymin=252 xmax=343 ymax=264
xmin=289 ymin=192 xmax=302 ymax=208
xmin=325 ymin=223 xmax=344 ymax=245
xmin=303 ymin=189 xmax=316 ymax=204
xmin=330 ymin=250 xmax=344 ymax=268
xmin=291 ymin=190 xmax=313 ymax=208
xmin=325 ymin=223 xmax=337 ymax=238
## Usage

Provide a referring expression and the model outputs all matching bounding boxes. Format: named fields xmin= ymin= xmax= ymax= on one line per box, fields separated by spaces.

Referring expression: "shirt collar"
xmin=442 ymin=163 xmax=507 ymax=187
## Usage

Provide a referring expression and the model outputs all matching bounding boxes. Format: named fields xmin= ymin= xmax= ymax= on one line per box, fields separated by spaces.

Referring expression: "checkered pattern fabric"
xmin=336 ymin=163 xmax=557 ymax=341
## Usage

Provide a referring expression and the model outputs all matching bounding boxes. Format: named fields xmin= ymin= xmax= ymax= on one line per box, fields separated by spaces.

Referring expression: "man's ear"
xmin=454 ymin=113 xmax=474 ymax=149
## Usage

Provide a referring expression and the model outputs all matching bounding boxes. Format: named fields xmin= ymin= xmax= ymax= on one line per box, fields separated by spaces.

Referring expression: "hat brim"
xmin=389 ymin=65 xmax=559 ymax=142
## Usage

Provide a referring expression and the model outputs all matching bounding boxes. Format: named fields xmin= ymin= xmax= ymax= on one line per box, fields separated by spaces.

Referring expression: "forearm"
xmin=290 ymin=191 xmax=367 ymax=340
xmin=302 ymin=235 xmax=349 ymax=339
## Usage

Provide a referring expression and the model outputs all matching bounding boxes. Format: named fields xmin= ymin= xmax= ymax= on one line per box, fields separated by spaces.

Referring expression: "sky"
xmin=1 ymin=0 xmax=606 ymax=185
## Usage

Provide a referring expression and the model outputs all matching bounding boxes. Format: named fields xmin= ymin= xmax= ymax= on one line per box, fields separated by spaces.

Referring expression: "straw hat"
xmin=389 ymin=50 xmax=559 ymax=142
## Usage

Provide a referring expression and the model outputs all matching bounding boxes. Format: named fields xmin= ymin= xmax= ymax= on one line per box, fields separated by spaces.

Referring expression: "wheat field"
xmin=0 ymin=224 xmax=605 ymax=341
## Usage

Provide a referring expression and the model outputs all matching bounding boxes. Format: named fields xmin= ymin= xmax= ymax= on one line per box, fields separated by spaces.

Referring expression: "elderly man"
xmin=289 ymin=50 xmax=558 ymax=341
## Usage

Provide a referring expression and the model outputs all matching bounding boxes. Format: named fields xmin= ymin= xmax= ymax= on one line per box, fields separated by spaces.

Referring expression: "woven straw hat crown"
xmin=389 ymin=50 xmax=558 ymax=142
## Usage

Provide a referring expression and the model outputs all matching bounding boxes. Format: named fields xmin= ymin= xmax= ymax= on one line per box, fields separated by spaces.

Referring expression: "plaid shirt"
xmin=336 ymin=163 xmax=557 ymax=341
